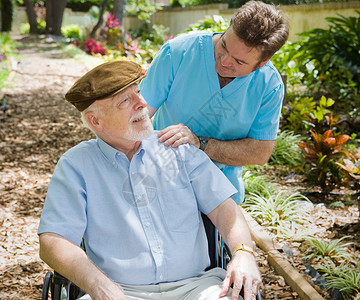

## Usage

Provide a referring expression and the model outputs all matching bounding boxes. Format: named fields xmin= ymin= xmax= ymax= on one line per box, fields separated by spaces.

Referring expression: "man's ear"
xmin=85 ymin=111 xmax=103 ymax=131
xmin=258 ymin=57 xmax=272 ymax=69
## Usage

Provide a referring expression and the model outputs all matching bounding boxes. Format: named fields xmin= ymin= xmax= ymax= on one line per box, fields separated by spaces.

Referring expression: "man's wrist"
xmin=231 ymin=244 xmax=255 ymax=256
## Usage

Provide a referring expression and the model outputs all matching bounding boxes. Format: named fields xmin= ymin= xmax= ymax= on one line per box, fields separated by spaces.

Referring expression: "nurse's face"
xmin=214 ymin=27 xmax=269 ymax=78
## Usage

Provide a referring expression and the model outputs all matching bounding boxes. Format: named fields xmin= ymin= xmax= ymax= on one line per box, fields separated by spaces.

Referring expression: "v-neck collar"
xmin=203 ymin=33 xmax=253 ymax=97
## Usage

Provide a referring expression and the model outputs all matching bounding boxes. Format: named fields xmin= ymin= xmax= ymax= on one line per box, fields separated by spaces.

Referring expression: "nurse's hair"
xmin=230 ymin=0 xmax=289 ymax=61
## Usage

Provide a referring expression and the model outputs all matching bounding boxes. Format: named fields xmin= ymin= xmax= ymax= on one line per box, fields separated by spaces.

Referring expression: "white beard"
xmin=124 ymin=108 xmax=154 ymax=141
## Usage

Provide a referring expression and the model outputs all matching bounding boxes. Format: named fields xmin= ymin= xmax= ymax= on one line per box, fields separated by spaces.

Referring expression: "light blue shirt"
xmin=38 ymin=133 xmax=237 ymax=285
xmin=140 ymin=33 xmax=284 ymax=204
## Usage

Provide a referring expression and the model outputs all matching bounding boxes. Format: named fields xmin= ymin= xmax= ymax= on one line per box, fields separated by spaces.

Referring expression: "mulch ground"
xmin=0 ymin=34 xmax=359 ymax=299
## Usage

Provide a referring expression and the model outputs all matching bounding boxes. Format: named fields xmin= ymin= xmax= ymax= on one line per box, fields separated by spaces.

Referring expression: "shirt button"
xmin=159 ymin=275 xmax=163 ymax=280
xmin=145 ymin=222 xmax=150 ymax=227
xmin=137 ymin=195 xmax=142 ymax=200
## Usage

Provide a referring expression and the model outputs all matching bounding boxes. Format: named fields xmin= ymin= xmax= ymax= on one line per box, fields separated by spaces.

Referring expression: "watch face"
xmin=199 ymin=136 xmax=208 ymax=150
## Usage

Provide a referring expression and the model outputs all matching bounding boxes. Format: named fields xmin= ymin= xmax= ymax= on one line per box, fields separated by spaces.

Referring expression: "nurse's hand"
xmin=157 ymin=123 xmax=200 ymax=148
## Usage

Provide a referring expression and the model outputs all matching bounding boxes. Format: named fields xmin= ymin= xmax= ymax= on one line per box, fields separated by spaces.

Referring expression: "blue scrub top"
xmin=140 ymin=33 xmax=284 ymax=203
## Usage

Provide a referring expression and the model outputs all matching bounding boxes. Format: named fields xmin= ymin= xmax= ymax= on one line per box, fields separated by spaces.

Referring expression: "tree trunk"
xmin=90 ymin=0 xmax=108 ymax=38
xmin=1 ymin=0 xmax=13 ymax=32
xmin=45 ymin=0 xmax=67 ymax=36
xmin=113 ymin=0 xmax=124 ymax=27
xmin=24 ymin=0 xmax=38 ymax=34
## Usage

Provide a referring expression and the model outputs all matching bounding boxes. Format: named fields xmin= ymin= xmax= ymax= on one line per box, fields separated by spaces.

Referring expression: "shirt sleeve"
xmin=248 ymin=76 xmax=284 ymax=140
xmin=140 ymin=41 xmax=174 ymax=109
xmin=37 ymin=153 xmax=87 ymax=246
xmin=180 ymin=144 xmax=238 ymax=215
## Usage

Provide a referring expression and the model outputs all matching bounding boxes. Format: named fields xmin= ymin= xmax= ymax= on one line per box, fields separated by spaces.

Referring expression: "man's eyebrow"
xmin=221 ymin=35 xmax=249 ymax=65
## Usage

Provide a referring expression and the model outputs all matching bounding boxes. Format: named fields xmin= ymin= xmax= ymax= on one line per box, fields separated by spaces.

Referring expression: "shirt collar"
xmin=96 ymin=136 xmax=145 ymax=167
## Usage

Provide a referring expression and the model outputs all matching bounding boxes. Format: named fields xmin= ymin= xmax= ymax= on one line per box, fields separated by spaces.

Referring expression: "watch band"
xmin=231 ymin=244 xmax=255 ymax=256
xmin=198 ymin=136 xmax=209 ymax=151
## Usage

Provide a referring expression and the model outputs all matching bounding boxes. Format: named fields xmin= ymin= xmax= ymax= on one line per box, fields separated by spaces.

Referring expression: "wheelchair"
xmin=41 ymin=214 xmax=262 ymax=300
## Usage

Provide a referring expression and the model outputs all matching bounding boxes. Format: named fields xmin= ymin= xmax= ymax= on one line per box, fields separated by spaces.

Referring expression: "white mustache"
xmin=129 ymin=107 xmax=150 ymax=123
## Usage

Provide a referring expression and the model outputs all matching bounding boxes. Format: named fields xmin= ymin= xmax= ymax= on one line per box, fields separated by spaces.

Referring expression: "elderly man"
xmin=38 ymin=61 xmax=261 ymax=300
xmin=140 ymin=1 xmax=290 ymax=204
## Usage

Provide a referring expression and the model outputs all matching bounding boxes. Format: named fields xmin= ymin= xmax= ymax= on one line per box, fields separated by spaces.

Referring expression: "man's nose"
xmin=221 ymin=53 xmax=232 ymax=67
xmin=134 ymin=93 xmax=147 ymax=109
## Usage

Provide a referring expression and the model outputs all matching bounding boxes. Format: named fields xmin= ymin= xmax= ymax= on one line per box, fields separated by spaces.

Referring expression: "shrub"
xmin=243 ymin=170 xmax=275 ymax=198
xmin=303 ymin=236 xmax=354 ymax=263
xmin=242 ymin=191 xmax=311 ymax=231
xmin=316 ymin=260 xmax=360 ymax=298
xmin=83 ymin=37 xmax=106 ymax=55
xmin=288 ymin=12 xmax=360 ymax=112
xmin=298 ymin=130 xmax=351 ymax=196
xmin=270 ymin=130 xmax=303 ymax=167
xmin=62 ymin=24 xmax=85 ymax=41
xmin=183 ymin=15 xmax=229 ymax=33
xmin=20 ymin=20 xmax=46 ymax=35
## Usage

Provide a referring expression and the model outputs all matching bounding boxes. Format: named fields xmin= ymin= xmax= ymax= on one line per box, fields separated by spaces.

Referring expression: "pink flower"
xmin=105 ymin=13 xmax=120 ymax=29
xmin=84 ymin=37 xmax=106 ymax=55
xmin=130 ymin=42 xmax=145 ymax=55
xmin=165 ymin=34 xmax=174 ymax=41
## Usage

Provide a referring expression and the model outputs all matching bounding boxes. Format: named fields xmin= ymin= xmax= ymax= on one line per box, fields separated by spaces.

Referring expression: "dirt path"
xmin=0 ymin=35 xmax=94 ymax=299
xmin=1 ymin=34 xmax=357 ymax=300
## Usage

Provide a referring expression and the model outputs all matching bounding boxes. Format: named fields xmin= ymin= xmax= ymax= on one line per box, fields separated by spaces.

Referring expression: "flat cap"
xmin=65 ymin=60 xmax=146 ymax=111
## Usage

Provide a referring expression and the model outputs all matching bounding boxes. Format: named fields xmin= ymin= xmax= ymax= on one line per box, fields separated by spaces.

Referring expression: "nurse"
xmin=140 ymin=1 xmax=289 ymax=204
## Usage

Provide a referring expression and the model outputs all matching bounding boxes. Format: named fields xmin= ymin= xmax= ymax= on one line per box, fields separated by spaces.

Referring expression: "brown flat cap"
xmin=65 ymin=60 xmax=146 ymax=111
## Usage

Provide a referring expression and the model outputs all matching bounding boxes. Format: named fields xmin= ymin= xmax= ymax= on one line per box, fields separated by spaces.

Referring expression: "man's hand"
xmin=157 ymin=123 xmax=200 ymax=148
xmin=219 ymin=251 xmax=261 ymax=300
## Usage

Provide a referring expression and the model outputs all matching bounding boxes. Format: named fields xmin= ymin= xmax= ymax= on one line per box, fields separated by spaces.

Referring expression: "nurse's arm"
xmin=204 ymin=138 xmax=275 ymax=166
xmin=157 ymin=122 xmax=274 ymax=166
xmin=147 ymin=105 xmax=158 ymax=118
xmin=39 ymin=232 xmax=128 ymax=300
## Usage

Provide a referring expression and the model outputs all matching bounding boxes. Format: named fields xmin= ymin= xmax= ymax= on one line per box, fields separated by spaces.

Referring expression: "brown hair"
xmin=230 ymin=1 xmax=289 ymax=61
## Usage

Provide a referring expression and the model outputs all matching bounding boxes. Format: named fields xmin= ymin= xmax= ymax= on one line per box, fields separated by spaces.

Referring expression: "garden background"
xmin=0 ymin=0 xmax=359 ymax=299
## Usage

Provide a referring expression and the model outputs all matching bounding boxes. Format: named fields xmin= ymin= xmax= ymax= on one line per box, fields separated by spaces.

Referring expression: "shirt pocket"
xmin=159 ymin=186 xmax=200 ymax=232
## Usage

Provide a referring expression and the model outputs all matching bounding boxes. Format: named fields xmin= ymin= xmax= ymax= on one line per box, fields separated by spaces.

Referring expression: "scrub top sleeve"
xmin=248 ymin=83 xmax=284 ymax=140
xmin=38 ymin=154 xmax=87 ymax=246
xmin=181 ymin=144 xmax=238 ymax=215
xmin=140 ymin=42 xmax=174 ymax=109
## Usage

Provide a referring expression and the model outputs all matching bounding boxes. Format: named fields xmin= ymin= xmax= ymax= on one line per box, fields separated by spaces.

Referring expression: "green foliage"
xmin=66 ymin=0 xmax=101 ymax=12
xmin=283 ymin=96 xmax=316 ymax=134
xmin=287 ymin=12 xmax=360 ymax=112
xmin=270 ymin=130 xmax=303 ymax=167
xmin=243 ymin=170 xmax=276 ymax=198
xmin=0 ymin=68 xmax=11 ymax=90
xmin=0 ymin=33 xmax=16 ymax=58
xmin=0 ymin=33 xmax=16 ymax=89
xmin=170 ymin=0 xmax=222 ymax=7
xmin=20 ymin=20 xmax=46 ymax=34
xmin=242 ymin=191 xmax=311 ymax=232
xmin=61 ymin=24 xmax=86 ymax=41
xmin=183 ymin=15 xmax=229 ymax=33
xmin=283 ymin=96 xmax=339 ymax=135
xmin=303 ymin=236 xmax=354 ymax=263
xmin=126 ymin=0 xmax=162 ymax=22
xmin=298 ymin=130 xmax=351 ymax=196
xmin=272 ymin=42 xmax=303 ymax=92
xmin=316 ymin=260 xmax=360 ymax=298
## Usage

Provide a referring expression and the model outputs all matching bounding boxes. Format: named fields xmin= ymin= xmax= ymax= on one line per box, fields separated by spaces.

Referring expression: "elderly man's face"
xmin=93 ymin=84 xmax=153 ymax=143
xmin=214 ymin=27 xmax=269 ymax=78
